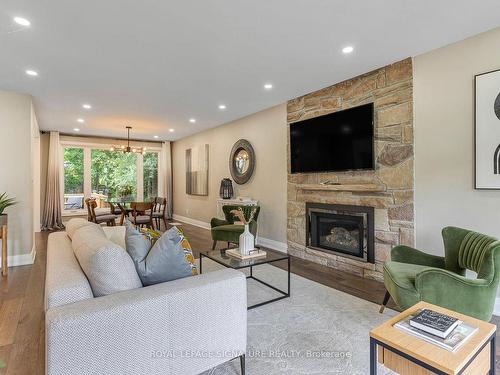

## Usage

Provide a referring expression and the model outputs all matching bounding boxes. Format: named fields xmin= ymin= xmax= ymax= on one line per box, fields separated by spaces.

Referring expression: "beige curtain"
xmin=42 ymin=131 xmax=64 ymax=230
xmin=160 ymin=141 xmax=173 ymax=219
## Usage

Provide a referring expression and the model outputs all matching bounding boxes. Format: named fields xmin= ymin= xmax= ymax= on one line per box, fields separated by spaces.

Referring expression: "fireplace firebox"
xmin=306 ymin=203 xmax=374 ymax=263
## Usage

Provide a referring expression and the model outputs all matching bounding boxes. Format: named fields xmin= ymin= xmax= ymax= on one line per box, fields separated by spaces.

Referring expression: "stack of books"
xmin=394 ymin=309 xmax=478 ymax=352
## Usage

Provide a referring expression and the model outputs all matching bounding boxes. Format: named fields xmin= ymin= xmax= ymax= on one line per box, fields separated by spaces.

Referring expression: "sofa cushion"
xmin=72 ymin=223 xmax=142 ymax=297
xmin=46 ymin=232 xmax=94 ymax=309
xmin=102 ymin=225 xmax=126 ymax=249
xmin=125 ymin=222 xmax=197 ymax=286
xmin=66 ymin=218 xmax=94 ymax=239
xmin=383 ymin=261 xmax=430 ymax=310
xmin=211 ymin=224 xmax=245 ymax=233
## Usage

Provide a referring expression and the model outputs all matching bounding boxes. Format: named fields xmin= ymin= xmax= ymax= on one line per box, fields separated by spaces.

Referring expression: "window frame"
xmin=60 ymin=139 xmax=162 ymax=216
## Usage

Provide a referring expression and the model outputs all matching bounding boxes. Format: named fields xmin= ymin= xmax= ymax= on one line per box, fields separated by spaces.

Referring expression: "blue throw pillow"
xmin=125 ymin=221 xmax=197 ymax=286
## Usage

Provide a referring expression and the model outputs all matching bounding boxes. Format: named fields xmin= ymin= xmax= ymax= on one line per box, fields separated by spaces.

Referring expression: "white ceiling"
xmin=1 ymin=0 xmax=500 ymax=141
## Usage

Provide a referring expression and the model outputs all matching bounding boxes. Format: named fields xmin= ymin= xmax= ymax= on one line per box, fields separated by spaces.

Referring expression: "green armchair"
xmin=381 ymin=226 xmax=500 ymax=321
xmin=210 ymin=205 xmax=260 ymax=250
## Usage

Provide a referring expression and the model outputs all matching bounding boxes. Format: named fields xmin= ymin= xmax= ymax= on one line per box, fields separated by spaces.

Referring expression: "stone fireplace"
xmin=287 ymin=58 xmax=415 ymax=281
xmin=307 ymin=203 xmax=374 ymax=263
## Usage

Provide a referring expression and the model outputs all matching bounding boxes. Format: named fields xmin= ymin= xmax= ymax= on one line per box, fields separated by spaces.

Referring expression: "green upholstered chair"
xmin=210 ymin=205 xmax=260 ymax=250
xmin=380 ymin=226 xmax=500 ymax=321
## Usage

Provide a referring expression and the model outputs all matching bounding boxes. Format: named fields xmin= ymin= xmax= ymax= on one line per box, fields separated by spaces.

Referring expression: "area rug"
xmin=198 ymin=258 xmax=397 ymax=375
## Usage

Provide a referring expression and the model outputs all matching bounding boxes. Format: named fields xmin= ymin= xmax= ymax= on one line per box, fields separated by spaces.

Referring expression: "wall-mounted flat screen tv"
xmin=290 ymin=103 xmax=374 ymax=174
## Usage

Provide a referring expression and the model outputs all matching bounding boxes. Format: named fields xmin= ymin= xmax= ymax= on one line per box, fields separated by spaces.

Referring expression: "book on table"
xmin=409 ymin=309 xmax=461 ymax=338
xmin=394 ymin=310 xmax=478 ymax=352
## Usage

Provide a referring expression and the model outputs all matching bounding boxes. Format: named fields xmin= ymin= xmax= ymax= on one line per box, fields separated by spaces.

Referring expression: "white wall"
xmin=172 ymin=104 xmax=287 ymax=248
xmin=414 ymin=27 xmax=500 ymax=254
xmin=0 ymin=90 xmax=36 ymax=264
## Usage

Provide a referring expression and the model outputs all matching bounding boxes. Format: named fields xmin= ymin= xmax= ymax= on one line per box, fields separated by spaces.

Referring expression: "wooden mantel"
xmin=296 ymin=183 xmax=386 ymax=192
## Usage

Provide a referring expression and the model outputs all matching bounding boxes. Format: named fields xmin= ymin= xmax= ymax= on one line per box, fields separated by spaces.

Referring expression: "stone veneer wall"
xmin=287 ymin=58 xmax=414 ymax=281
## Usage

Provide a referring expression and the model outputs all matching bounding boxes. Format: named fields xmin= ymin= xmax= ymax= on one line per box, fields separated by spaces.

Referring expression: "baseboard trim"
xmin=0 ymin=245 xmax=36 ymax=269
xmin=172 ymin=214 xmax=211 ymax=230
xmin=256 ymin=236 xmax=288 ymax=254
xmin=172 ymin=214 xmax=288 ymax=253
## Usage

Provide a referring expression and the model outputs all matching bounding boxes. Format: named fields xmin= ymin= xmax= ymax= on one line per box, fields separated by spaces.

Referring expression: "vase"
xmin=239 ymin=224 xmax=255 ymax=255
xmin=0 ymin=214 xmax=7 ymax=227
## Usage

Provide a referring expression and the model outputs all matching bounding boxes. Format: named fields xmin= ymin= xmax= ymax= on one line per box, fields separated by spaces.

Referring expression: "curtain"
xmin=41 ymin=131 xmax=64 ymax=230
xmin=160 ymin=141 xmax=173 ymax=219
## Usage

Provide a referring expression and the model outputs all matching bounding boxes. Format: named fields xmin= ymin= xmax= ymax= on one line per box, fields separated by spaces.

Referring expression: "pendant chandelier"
xmin=110 ymin=126 xmax=146 ymax=155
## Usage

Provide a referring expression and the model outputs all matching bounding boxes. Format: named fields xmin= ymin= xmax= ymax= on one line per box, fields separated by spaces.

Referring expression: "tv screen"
xmin=290 ymin=103 xmax=374 ymax=174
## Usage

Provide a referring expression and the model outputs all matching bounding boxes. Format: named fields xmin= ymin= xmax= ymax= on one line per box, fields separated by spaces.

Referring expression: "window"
xmin=63 ymin=147 xmax=84 ymax=210
xmin=143 ymin=152 xmax=158 ymax=202
xmin=61 ymin=141 xmax=161 ymax=214
xmin=91 ymin=150 xmax=137 ymax=200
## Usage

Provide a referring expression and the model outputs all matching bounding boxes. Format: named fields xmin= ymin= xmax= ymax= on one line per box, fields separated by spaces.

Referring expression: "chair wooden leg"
xmin=162 ymin=218 xmax=168 ymax=230
xmin=212 ymin=240 xmax=217 ymax=250
xmin=239 ymin=354 xmax=245 ymax=375
xmin=379 ymin=290 xmax=391 ymax=313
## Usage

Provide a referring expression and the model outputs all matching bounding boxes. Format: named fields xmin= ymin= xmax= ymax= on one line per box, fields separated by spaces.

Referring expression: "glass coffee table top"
xmin=199 ymin=246 xmax=291 ymax=309
xmin=200 ymin=246 xmax=289 ymax=269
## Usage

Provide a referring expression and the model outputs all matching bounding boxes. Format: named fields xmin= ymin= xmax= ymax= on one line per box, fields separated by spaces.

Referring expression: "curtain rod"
xmin=40 ymin=130 xmax=165 ymax=145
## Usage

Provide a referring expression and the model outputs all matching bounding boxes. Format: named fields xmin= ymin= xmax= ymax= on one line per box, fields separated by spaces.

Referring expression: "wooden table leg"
xmin=1 ymin=225 xmax=7 ymax=277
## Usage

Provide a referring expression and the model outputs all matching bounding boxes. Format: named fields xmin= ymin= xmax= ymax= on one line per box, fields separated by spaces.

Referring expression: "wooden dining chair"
xmin=85 ymin=198 xmax=117 ymax=226
xmin=130 ymin=202 xmax=154 ymax=229
xmin=152 ymin=197 xmax=168 ymax=230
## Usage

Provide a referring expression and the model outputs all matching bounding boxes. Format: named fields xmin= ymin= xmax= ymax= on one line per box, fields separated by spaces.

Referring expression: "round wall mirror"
xmin=229 ymin=139 xmax=255 ymax=184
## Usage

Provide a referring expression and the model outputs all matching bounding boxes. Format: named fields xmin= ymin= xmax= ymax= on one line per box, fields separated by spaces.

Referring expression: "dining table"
xmin=107 ymin=198 xmax=134 ymax=225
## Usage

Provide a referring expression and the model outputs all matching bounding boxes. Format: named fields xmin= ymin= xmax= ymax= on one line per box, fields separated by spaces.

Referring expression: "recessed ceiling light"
xmin=218 ymin=104 xmax=226 ymax=110
xmin=153 ymin=135 xmax=159 ymax=139
xmin=82 ymin=104 xmax=92 ymax=109
xmin=169 ymin=129 xmax=175 ymax=132
xmin=73 ymin=128 xmax=80 ymax=132
xmin=264 ymin=83 xmax=273 ymax=90
xmin=14 ymin=17 xmax=30 ymax=26
xmin=77 ymin=118 xmax=84 ymax=123
xmin=342 ymin=46 xmax=354 ymax=54
xmin=189 ymin=118 xmax=196 ymax=123
xmin=25 ymin=69 xmax=38 ymax=76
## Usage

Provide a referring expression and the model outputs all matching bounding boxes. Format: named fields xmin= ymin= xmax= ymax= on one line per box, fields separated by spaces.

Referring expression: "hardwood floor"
xmin=0 ymin=221 xmax=499 ymax=374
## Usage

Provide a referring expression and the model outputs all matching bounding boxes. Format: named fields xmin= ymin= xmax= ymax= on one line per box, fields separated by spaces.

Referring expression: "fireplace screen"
xmin=312 ymin=213 xmax=363 ymax=256
xmin=307 ymin=203 xmax=374 ymax=263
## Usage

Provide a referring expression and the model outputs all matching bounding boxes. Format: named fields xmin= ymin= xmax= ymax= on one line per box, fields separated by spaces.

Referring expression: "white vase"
xmin=239 ymin=224 xmax=255 ymax=255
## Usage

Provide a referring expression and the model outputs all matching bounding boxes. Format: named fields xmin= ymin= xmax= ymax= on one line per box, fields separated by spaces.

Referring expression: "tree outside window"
xmin=91 ymin=150 xmax=137 ymax=199
xmin=143 ymin=152 xmax=158 ymax=201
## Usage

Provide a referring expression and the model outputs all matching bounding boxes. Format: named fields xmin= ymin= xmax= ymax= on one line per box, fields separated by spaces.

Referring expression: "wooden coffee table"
xmin=370 ymin=301 xmax=496 ymax=375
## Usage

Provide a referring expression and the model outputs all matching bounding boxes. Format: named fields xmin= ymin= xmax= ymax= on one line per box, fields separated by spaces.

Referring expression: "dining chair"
xmin=130 ymin=201 xmax=154 ymax=229
xmin=152 ymin=197 xmax=168 ymax=230
xmin=108 ymin=201 xmax=122 ymax=215
xmin=85 ymin=198 xmax=117 ymax=226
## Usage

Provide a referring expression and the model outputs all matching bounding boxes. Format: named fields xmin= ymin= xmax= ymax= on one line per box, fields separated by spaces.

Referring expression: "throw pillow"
xmin=125 ymin=221 xmax=197 ymax=286
xmin=102 ymin=225 xmax=126 ymax=249
xmin=66 ymin=218 xmax=94 ymax=239
xmin=72 ymin=223 xmax=142 ymax=297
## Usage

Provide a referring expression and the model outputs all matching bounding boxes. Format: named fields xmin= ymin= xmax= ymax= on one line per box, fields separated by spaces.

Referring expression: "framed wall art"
xmin=475 ymin=69 xmax=500 ymax=189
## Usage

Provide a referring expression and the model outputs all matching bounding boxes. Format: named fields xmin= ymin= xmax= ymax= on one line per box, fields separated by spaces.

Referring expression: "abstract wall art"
xmin=475 ymin=69 xmax=500 ymax=189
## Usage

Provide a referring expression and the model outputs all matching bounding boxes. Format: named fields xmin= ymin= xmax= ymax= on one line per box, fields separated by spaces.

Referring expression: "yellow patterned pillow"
xmin=178 ymin=228 xmax=198 ymax=275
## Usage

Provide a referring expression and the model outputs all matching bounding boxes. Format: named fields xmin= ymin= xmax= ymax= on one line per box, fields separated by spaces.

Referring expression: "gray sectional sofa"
xmin=45 ymin=221 xmax=247 ymax=375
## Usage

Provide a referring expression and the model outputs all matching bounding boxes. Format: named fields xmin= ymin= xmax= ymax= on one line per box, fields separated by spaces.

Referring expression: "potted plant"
xmin=0 ymin=193 xmax=17 ymax=227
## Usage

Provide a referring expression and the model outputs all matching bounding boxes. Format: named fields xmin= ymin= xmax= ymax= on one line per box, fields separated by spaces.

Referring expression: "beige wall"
xmin=414 ymin=27 xmax=500 ymax=254
xmin=0 ymin=90 xmax=35 ymax=260
xmin=172 ymin=104 xmax=287 ymax=245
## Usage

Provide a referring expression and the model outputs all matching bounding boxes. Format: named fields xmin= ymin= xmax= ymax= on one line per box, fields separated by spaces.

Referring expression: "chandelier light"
xmin=110 ymin=126 xmax=146 ymax=155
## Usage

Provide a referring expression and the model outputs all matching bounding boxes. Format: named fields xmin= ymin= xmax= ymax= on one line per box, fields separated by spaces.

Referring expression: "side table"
xmin=370 ymin=301 xmax=496 ymax=374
